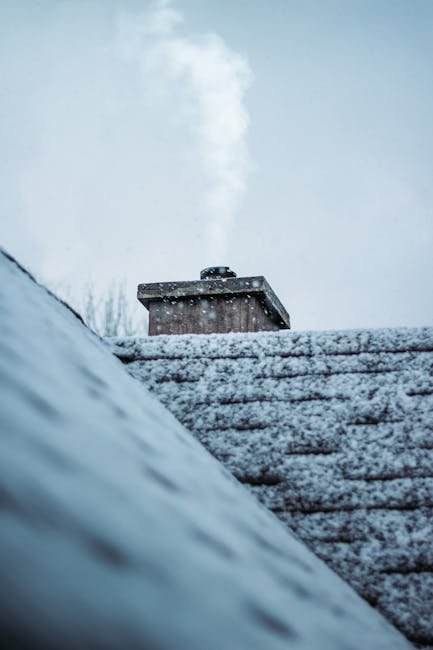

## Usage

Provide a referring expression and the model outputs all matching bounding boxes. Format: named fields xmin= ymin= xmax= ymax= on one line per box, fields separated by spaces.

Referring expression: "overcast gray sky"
xmin=1 ymin=0 xmax=433 ymax=331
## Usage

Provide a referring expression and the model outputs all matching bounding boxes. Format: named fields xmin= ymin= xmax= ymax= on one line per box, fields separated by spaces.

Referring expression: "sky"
xmin=1 ymin=0 xmax=433 ymax=332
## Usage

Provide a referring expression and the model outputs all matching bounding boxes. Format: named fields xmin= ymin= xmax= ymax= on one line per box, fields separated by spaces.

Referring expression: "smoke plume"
xmin=117 ymin=0 xmax=253 ymax=261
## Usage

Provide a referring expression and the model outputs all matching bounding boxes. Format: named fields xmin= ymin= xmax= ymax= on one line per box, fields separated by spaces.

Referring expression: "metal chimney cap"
xmin=200 ymin=266 xmax=237 ymax=280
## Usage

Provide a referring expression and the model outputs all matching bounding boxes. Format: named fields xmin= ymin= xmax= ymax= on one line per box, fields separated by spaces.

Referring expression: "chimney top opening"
xmin=200 ymin=266 xmax=237 ymax=280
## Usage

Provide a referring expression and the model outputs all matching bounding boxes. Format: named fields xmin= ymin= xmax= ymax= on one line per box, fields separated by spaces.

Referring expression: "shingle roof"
xmin=0 ymin=250 xmax=414 ymax=650
xmin=112 ymin=327 xmax=433 ymax=648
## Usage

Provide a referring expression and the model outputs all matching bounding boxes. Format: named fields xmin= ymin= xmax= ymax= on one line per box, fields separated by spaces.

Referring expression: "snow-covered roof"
xmin=112 ymin=327 xmax=433 ymax=648
xmin=0 ymin=249 xmax=414 ymax=649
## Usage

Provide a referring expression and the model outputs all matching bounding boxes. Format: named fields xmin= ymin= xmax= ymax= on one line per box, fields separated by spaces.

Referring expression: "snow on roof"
xmin=0 ymin=249 xmax=414 ymax=649
xmin=111 ymin=327 xmax=433 ymax=648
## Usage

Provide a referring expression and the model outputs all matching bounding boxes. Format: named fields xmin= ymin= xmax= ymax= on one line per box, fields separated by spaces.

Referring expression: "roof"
xmin=0 ymin=249 xmax=413 ymax=650
xmin=111 ymin=327 xmax=433 ymax=648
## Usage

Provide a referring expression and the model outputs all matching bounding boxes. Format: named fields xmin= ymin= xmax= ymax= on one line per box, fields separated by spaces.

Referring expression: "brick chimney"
xmin=138 ymin=266 xmax=290 ymax=336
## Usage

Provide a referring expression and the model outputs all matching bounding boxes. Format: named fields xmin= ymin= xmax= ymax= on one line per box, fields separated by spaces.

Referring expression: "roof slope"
xmin=0 ymin=250 xmax=413 ymax=650
xmin=112 ymin=328 xmax=433 ymax=648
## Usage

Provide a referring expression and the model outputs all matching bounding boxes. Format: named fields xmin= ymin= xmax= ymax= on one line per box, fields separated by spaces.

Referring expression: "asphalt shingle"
xmin=112 ymin=327 xmax=433 ymax=647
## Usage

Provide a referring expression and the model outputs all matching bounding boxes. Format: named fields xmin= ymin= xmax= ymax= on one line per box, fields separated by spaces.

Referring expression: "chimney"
xmin=138 ymin=266 xmax=290 ymax=336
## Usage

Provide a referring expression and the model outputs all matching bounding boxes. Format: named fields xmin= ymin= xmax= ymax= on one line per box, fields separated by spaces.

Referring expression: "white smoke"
xmin=117 ymin=0 xmax=253 ymax=261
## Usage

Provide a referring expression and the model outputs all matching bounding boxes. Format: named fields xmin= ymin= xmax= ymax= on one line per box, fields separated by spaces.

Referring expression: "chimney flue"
xmin=138 ymin=268 xmax=290 ymax=336
xmin=200 ymin=266 xmax=237 ymax=280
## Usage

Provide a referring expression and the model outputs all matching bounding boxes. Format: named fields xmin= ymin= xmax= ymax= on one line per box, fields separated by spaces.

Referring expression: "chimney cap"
xmin=200 ymin=266 xmax=237 ymax=280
